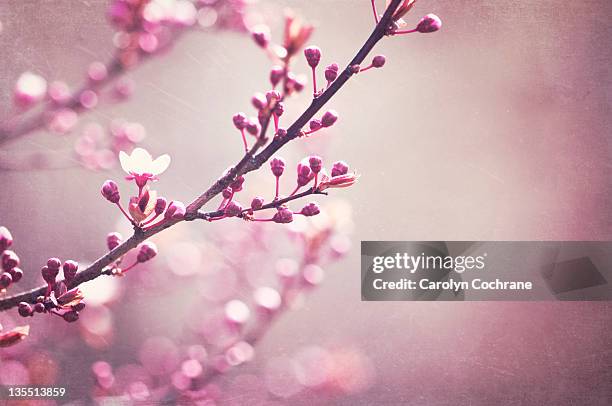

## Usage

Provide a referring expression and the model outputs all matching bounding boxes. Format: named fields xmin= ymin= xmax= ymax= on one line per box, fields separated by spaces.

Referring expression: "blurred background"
xmin=0 ymin=0 xmax=611 ymax=404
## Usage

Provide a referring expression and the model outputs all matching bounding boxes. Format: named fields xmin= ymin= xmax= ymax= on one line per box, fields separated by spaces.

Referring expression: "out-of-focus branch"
xmin=0 ymin=0 xmax=404 ymax=312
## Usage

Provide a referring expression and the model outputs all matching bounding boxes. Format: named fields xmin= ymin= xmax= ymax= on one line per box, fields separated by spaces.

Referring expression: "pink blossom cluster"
xmin=0 ymin=227 xmax=22 ymax=292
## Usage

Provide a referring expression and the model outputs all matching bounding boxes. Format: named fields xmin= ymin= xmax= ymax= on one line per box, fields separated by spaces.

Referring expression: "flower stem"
xmin=371 ymin=0 xmax=379 ymax=23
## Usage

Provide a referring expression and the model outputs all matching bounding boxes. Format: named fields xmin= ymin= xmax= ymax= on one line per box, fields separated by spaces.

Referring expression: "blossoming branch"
xmin=0 ymin=0 xmax=441 ymax=351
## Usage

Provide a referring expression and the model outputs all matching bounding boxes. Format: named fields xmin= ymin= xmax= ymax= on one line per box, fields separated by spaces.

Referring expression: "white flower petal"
xmin=130 ymin=148 xmax=154 ymax=173
xmin=119 ymin=151 xmax=132 ymax=174
xmin=150 ymin=154 xmax=171 ymax=175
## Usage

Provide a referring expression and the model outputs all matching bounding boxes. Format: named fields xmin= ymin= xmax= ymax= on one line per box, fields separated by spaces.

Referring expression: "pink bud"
xmin=252 ymin=26 xmax=270 ymax=48
xmin=63 ymin=311 xmax=79 ymax=322
xmin=230 ymin=176 xmax=245 ymax=192
xmin=47 ymin=257 xmax=61 ymax=270
xmin=293 ymin=75 xmax=306 ymax=92
xmin=349 ymin=64 xmax=360 ymax=74
xmin=233 ymin=112 xmax=247 ymax=130
xmin=275 ymin=102 xmax=285 ymax=117
xmin=266 ymin=90 xmax=281 ymax=104
xmin=325 ymin=63 xmax=339 ymax=82
xmin=101 ymin=180 xmax=120 ymax=203
xmin=106 ymin=232 xmax=123 ymax=250
xmin=41 ymin=265 xmax=58 ymax=284
xmin=276 ymin=128 xmax=287 ymax=138
xmin=137 ymin=241 xmax=158 ymax=263
xmin=222 ymin=188 xmax=233 ymax=199
xmin=270 ymin=66 xmax=284 ymax=87
xmin=34 ymin=303 xmax=45 ymax=313
xmin=300 ymin=202 xmax=320 ymax=217
xmin=416 ymin=14 xmax=442 ymax=33
xmin=308 ymin=156 xmax=323 ymax=173
xmin=155 ymin=197 xmax=167 ymax=215
xmin=1 ymin=250 xmax=20 ymax=271
xmin=272 ymin=208 xmax=294 ymax=224
xmin=304 ymin=46 xmax=322 ymax=68
xmin=251 ymin=197 xmax=264 ymax=210
xmin=0 ymin=272 xmax=12 ymax=288
xmin=309 ymin=119 xmax=322 ymax=131
xmin=270 ymin=157 xmax=285 ymax=177
xmin=246 ymin=120 xmax=261 ymax=136
xmin=164 ymin=201 xmax=186 ymax=220
xmin=331 ymin=161 xmax=350 ymax=177
xmin=47 ymin=81 xmax=71 ymax=105
xmin=0 ymin=226 xmax=13 ymax=251
xmin=297 ymin=163 xmax=314 ymax=186
xmin=224 ymin=201 xmax=243 ymax=217
xmin=321 ymin=110 xmax=339 ymax=127
xmin=251 ymin=93 xmax=267 ymax=110
xmin=9 ymin=268 xmax=23 ymax=283
xmin=372 ymin=55 xmax=386 ymax=68
xmin=63 ymin=260 xmax=79 ymax=281
xmin=18 ymin=302 xmax=33 ymax=317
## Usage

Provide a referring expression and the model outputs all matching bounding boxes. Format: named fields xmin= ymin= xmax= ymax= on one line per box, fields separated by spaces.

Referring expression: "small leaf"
xmin=0 ymin=325 xmax=30 ymax=348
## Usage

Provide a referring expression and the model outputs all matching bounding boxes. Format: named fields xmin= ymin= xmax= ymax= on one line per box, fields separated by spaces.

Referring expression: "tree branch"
xmin=0 ymin=0 xmax=404 ymax=312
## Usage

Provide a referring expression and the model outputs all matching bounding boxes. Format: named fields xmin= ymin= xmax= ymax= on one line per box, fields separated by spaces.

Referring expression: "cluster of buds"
xmin=101 ymin=148 xmax=186 ymax=230
xmin=0 ymin=226 xmax=23 ymax=292
xmin=208 ymin=156 xmax=358 ymax=224
xmin=18 ymin=257 xmax=85 ymax=323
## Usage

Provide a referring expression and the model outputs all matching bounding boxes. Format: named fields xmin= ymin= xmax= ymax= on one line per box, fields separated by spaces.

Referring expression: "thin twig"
xmin=0 ymin=0 xmax=404 ymax=312
xmin=191 ymin=187 xmax=327 ymax=220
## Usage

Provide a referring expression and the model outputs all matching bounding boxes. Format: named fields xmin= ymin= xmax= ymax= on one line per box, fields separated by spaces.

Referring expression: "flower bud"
xmin=34 ymin=302 xmax=45 ymax=313
xmin=270 ymin=157 xmax=286 ymax=177
xmin=416 ymin=14 xmax=442 ymax=33
xmin=308 ymin=156 xmax=323 ymax=174
xmin=0 ymin=272 xmax=12 ymax=288
xmin=297 ymin=163 xmax=314 ymax=186
xmin=251 ymin=197 xmax=265 ymax=211
xmin=0 ymin=226 xmax=13 ymax=251
xmin=273 ymin=208 xmax=294 ymax=224
xmin=9 ymin=267 xmax=23 ymax=283
xmin=63 ymin=260 xmax=79 ymax=281
xmin=251 ymin=93 xmax=266 ymax=110
xmin=246 ymin=120 xmax=261 ymax=136
xmin=304 ymin=46 xmax=322 ymax=68
xmin=154 ymin=197 xmax=167 ymax=215
xmin=232 ymin=112 xmax=247 ymax=130
xmin=276 ymin=128 xmax=287 ymax=138
xmin=101 ymin=180 xmax=120 ymax=203
xmin=321 ymin=110 xmax=339 ymax=127
xmin=230 ymin=176 xmax=245 ymax=192
xmin=41 ymin=265 xmax=59 ymax=284
xmin=275 ymin=102 xmax=285 ymax=117
xmin=1 ymin=250 xmax=19 ymax=271
xmin=300 ymin=202 xmax=321 ymax=217
xmin=106 ymin=232 xmax=123 ymax=250
xmin=73 ymin=302 xmax=86 ymax=312
xmin=372 ymin=55 xmax=386 ymax=68
xmin=350 ymin=64 xmax=361 ymax=74
xmin=47 ymin=257 xmax=61 ymax=270
xmin=137 ymin=241 xmax=158 ymax=263
xmin=309 ymin=119 xmax=322 ymax=131
xmin=222 ymin=187 xmax=233 ymax=199
xmin=164 ymin=201 xmax=186 ymax=220
xmin=224 ymin=201 xmax=243 ymax=217
xmin=266 ymin=90 xmax=281 ymax=104
xmin=270 ymin=66 xmax=284 ymax=87
xmin=63 ymin=310 xmax=79 ymax=323
xmin=18 ymin=302 xmax=33 ymax=317
xmin=252 ymin=26 xmax=270 ymax=48
xmin=325 ymin=63 xmax=339 ymax=82
xmin=331 ymin=161 xmax=350 ymax=177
